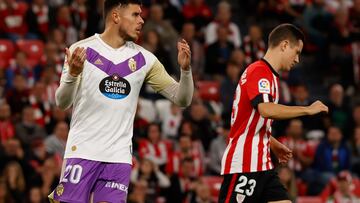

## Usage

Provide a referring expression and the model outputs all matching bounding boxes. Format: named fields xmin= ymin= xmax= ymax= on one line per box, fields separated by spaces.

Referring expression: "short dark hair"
xmin=103 ymin=0 xmax=142 ymax=19
xmin=268 ymin=24 xmax=304 ymax=48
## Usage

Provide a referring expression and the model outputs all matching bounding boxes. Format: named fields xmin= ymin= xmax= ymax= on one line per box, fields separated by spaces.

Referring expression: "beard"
xmin=119 ymin=27 xmax=137 ymax=41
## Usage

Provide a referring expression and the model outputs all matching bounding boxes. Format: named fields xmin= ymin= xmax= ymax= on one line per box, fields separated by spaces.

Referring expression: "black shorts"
xmin=218 ymin=170 xmax=289 ymax=203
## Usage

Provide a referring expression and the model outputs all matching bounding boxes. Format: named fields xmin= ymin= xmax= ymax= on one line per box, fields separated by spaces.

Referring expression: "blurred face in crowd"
xmin=179 ymin=136 xmax=192 ymax=154
xmin=29 ymin=187 xmax=42 ymax=203
xmin=180 ymin=122 xmax=193 ymax=136
xmin=353 ymin=106 xmax=360 ymax=125
xmin=230 ymin=49 xmax=245 ymax=67
xmin=0 ymin=103 xmax=11 ymax=120
xmin=55 ymin=121 xmax=69 ymax=141
xmin=327 ymin=126 xmax=343 ymax=146
xmin=181 ymin=23 xmax=195 ymax=42
xmin=196 ymin=182 xmax=211 ymax=201
xmin=13 ymin=74 xmax=27 ymax=91
xmin=217 ymin=2 xmax=231 ymax=23
xmin=287 ymin=119 xmax=303 ymax=139
xmin=249 ymin=25 xmax=263 ymax=42
xmin=148 ymin=124 xmax=161 ymax=143
xmin=4 ymin=138 xmax=22 ymax=157
xmin=217 ymin=26 xmax=229 ymax=43
xmin=140 ymin=159 xmax=153 ymax=175
xmin=190 ymin=102 xmax=207 ymax=121
xmin=22 ymin=107 xmax=35 ymax=124
xmin=294 ymin=85 xmax=309 ymax=103
xmin=145 ymin=30 xmax=159 ymax=47
xmin=149 ymin=4 xmax=163 ymax=22
xmin=32 ymin=82 xmax=45 ymax=100
xmin=330 ymin=84 xmax=344 ymax=107
xmin=181 ymin=160 xmax=194 ymax=177
xmin=15 ymin=51 xmax=28 ymax=68
xmin=226 ymin=63 xmax=240 ymax=81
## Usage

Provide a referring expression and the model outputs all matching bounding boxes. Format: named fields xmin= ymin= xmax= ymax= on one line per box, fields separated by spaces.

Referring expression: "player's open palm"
xmin=177 ymin=39 xmax=191 ymax=71
xmin=308 ymin=100 xmax=328 ymax=115
xmin=66 ymin=47 xmax=87 ymax=77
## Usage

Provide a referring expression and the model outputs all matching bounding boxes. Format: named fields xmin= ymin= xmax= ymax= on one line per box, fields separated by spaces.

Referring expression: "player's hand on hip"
xmin=66 ymin=47 xmax=87 ymax=77
xmin=273 ymin=142 xmax=292 ymax=164
xmin=307 ymin=100 xmax=329 ymax=115
xmin=177 ymin=39 xmax=191 ymax=71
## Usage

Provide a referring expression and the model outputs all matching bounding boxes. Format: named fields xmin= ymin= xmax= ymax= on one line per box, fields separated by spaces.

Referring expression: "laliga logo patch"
xmin=258 ymin=78 xmax=270 ymax=94
xmin=99 ymin=74 xmax=131 ymax=99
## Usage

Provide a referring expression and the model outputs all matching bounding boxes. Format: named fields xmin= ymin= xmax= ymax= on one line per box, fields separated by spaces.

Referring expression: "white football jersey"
xmin=61 ymin=34 xmax=175 ymax=164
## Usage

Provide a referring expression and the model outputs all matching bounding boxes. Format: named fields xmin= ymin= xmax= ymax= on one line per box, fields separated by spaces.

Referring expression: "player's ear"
xmin=280 ymin=40 xmax=289 ymax=52
xmin=112 ymin=9 xmax=121 ymax=24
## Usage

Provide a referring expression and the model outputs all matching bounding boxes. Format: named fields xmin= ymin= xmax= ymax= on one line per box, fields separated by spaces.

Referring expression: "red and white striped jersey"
xmin=221 ymin=59 xmax=280 ymax=174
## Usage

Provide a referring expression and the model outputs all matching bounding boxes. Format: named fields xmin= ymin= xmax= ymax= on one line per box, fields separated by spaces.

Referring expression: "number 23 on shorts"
xmin=234 ymin=175 xmax=257 ymax=201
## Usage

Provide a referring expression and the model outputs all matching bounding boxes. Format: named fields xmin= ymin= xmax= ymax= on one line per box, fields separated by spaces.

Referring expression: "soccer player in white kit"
xmin=48 ymin=0 xmax=194 ymax=202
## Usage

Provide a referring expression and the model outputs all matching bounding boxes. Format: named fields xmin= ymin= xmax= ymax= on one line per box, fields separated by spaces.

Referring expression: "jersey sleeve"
xmin=145 ymin=59 xmax=176 ymax=92
xmin=245 ymin=67 xmax=274 ymax=109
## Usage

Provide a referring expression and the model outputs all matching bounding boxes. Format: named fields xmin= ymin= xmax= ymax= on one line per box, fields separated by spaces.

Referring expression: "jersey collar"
xmin=260 ymin=58 xmax=280 ymax=77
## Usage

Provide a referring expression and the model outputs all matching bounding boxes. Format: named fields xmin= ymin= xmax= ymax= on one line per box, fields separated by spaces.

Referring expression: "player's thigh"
xmin=218 ymin=172 xmax=264 ymax=203
xmin=263 ymin=170 xmax=290 ymax=203
xmin=51 ymin=158 xmax=103 ymax=202
xmin=92 ymin=163 xmax=132 ymax=203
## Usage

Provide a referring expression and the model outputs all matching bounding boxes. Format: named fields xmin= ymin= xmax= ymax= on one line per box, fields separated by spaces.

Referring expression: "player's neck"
xmin=263 ymin=52 xmax=281 ymax=74
xmin=100 ymin=29 xmax=126 ymax=49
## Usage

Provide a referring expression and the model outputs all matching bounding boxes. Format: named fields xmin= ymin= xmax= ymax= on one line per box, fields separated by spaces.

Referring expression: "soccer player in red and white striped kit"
xmin=218 ymin=24 xmax=329 ymax=203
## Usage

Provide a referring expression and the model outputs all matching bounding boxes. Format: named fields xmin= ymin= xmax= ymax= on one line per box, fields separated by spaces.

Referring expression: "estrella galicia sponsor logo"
xmin=99 ymin=74 xmax=131 ymax=99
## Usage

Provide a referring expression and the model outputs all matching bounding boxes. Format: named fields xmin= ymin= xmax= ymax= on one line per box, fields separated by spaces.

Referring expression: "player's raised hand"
xmin=307 ymin=100 xmax=328 ymax=115
xmin=66 ymin=47 xmax=87 ymax=77
xmin=177 ymin=39 xmax=191 ymax=71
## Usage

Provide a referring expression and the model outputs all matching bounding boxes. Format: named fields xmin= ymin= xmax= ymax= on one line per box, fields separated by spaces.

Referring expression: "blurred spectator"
xmin=277 ymin=165 xmax=297 ymax=202
xmin=279 ymin=119 xmax=315 ymax=174
xmin=241 ymin=24 xmax=266 ymax=66
xmin=313 ymin=126 xmax=351 ymax=180
xmin=45 ymin=121 xmax=68 ymax=158
xmin=327 ymin=171 xmax=360 ymax=202
xmin=205 ymin=1 xmax=241 ymax=48
xmin=47 ymin=28 xmax=67 ymax=56
xmin=205 ymin=25 xmax=235 ymax=77
xmin=5 ymin=51 xmax=39 ymax=89
xmin=0 ymin=178 xmax=14 ymax=203
xmin=70 ymin=0 xmax=87 ymax=40
xmin=15 ymin=106 xmax=46 ymax=147
xmin=54 ymin=5 xmax=77 ymax=45
xmin=142 ymin=30 xmax=174 ymax=75
xmin=29 ymin=82 xmax=51 ymax=127
xmin=39 ymin=66 xmax=59 ymax=105
xmin=184 ymin=100 xmax=217 ymax=151
xmin=326 ymin=83 xmax=351 ymax=135
xmin=85 ymin=0 xmax=104 ymax=37
xmin=40 ymin=42 xmax=63 ymax=78
xmin=303 ymin=0 xmax=333 ymax=49
xmin=161 ymin=103 xmax=182 ymax=140
xmin=25 ymin=186 xmax=47 ymax=203
xmin=142 ymin=4 xmax=178 ymax=70
xmin=280 ymin=0 xmax=308 ymax=23
xmin=0 ymin=0 xmax=29 ymax=41
xmin=349 ymin=126 xmax=360 ymax=177
xmin=133 ymin=103 xmax=150 ymax=141
xmin=2 ymin=161 xmax=26 ymax=202
xmin=181 ymin=22 xmax=205 ymax=78
xmin=130 ymin=158 xmax=170 ymax=201
xmin=166 ymin=135 xmax=204 ymax=177
xmin=25 ymin=0 xmax=53 ymax=40
xmin=189 ymin=179 xmax=215 ymax=203
xmin=220 ymin=60 xmax=241 ymax=119
xmin=153 ymin=0 xmax=184 ymax=32
xmin=5 ymin=74 xmax=30 ymax=121
xmin=128 ymin=179 xmax=152 ymax=203
xmin=139 ymin=123 xmax=172 ymax=170
xmin=0 ymin=103 xmax=15 ymax=145
xmin=208 ymin=121 xmax=229 ymax=175
xmin=167 ymin=157 xmax=197 ymax=203
xmin=45 ymin=106 xmax=69 ymax=135
xmin=182 ymin=0 xmax=212 ymax=31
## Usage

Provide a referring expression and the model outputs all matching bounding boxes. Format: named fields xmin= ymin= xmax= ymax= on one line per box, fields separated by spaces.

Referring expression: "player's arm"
xmin=257 ymin=100 xmax=328 ymax=120
xmin=55 ymin=47 xmax=86 ymax=110
xmin=270 ymin=136 xmax=292 ymax=164
xmin=145 ymin=40 xmax=193 ymax=107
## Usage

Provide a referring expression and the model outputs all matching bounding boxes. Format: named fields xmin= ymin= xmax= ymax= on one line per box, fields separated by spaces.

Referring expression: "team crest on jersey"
xmin=258 ymin=78 xmax=270 ymax=94
xmin=56 ymin=184 xmax=64 ymax=196
xmin=99 ymin=74 xmax=131 ymax=99
xmin=128 ymin=58 xmax=137 ymax=72
xmin=236 ymin=194 xmax=245 ymax=202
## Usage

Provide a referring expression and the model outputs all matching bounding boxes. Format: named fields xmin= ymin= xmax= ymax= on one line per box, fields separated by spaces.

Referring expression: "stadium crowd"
xmin=0 ymin=0 xmax=360 ymax=202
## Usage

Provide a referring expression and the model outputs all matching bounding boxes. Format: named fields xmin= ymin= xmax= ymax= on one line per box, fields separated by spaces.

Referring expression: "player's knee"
xmin=268 ymin=200 xmax=292 ymax=203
